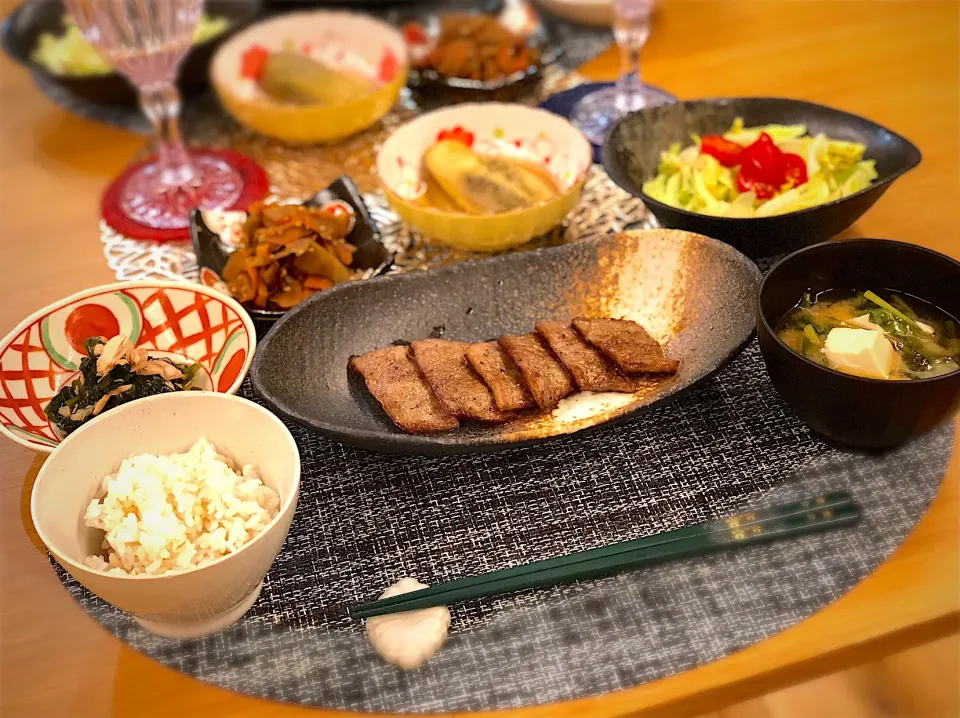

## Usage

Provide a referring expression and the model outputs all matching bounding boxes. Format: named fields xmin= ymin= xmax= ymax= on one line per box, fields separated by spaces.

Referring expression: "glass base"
xmin=571 ymin=84 xmax=676 ymax=145
xmin=120 ymin=154 xmax=243 ymax=230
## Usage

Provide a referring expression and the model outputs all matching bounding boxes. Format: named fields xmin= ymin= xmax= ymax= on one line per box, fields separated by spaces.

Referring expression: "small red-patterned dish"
xmin=0 ymin=281 xmax=256 ymax=454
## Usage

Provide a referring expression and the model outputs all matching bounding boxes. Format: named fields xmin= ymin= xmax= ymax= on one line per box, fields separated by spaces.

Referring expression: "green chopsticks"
xmin=351 ymin=492 xmax=860 ymax=620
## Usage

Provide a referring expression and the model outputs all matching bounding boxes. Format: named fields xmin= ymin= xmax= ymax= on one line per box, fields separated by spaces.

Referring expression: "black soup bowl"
xmin=2 ymin=0 xmax=262 ymax=107
xmin=602 ymin=98 xmax=921 ymax=259
xmin=757 ymin=239 xmax=960 ymax=450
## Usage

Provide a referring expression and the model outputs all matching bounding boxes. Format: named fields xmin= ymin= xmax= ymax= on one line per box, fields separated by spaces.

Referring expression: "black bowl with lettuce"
xmin=602 ymin=97 xmax=921 ymax=259
xmin=1 ymin=0 xmax=261 ymax=107
xmin=757 ymin=239 xmax=960 ymax=450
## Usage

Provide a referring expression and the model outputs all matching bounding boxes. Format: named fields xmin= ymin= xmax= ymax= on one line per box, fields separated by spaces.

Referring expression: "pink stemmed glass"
xmin=571 ymin=0 xmax=675 ymax=145
xmin=66 ymin=0 xmax=242 ymax=230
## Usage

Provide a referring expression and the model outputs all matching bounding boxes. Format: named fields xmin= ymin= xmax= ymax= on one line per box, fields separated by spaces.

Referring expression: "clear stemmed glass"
xmin=571 ymin=0 xmax=674 ymax=145
xmin=66 ymin=0 xmax=243 ymax=230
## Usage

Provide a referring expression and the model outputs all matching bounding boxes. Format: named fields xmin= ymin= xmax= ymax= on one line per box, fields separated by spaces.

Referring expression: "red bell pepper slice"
xmin=402 ymin=22 xmax=428 ymax=45
xmin=736 ymin=172 xmax=779 ymax=200
xmin=739 ymin=133 xmax=784 ymax=184
xmin=700 ymin=135 xmax=745 ymax=167
xmin=240 ymin=45 xmax=269 ymax=82
xmin=735 ymin=132 xmax=810 ymax=198
xmin=781 ymin=152 xmax=809 ymax=188
xmin=377 ymin=48 xmax=400 ymax=84
xmin=437 ymin=126 xmax=475 ymax=147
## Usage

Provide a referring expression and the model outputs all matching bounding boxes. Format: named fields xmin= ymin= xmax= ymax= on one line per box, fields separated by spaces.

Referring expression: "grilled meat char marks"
xmin=410 ymin=339 xmax=512 ymax=422
xmin=535 ymin=321 xmax=639 ymax=393
xmin=465 ymin=341 xmax=536 ymax=411
xmin=572 ymin=318 xmax=679 ymax=375
xmin=352 ymin=318 xmax=678 ymax=435
xmin=498 ymin=333 xmax=575 ymax=410
xmin=350 ymin=346 xmax=459 ymax=434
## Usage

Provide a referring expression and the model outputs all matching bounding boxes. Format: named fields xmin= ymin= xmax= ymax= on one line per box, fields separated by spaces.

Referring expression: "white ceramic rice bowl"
xmin=31 ymin=391 xmax=301 ymax=639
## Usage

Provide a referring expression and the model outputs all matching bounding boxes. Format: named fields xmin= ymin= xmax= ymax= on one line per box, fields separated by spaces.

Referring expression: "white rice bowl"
xmin=83 ymin=438 xmax=281 ymax=576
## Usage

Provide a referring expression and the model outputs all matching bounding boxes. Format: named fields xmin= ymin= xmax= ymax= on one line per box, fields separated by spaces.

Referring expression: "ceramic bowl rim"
xmin=210 ymin=9 xmax=409 ymax=113
xmin=1 ymin=0 xmax=263 ymax=83
xmin=407 ymin=48 xmax=562 ymax=93
xmin=0 ymin=280 xmax=257 ymax=453
xmin=758 ymin=237 xmax=960 ymax=386
xmin=30 ymin=391 xmax=301 ymax=582
xmin=375 ymin=102 xmax=593 ymax=221
xmin=602 ymin=96 xmax=923 ymax=224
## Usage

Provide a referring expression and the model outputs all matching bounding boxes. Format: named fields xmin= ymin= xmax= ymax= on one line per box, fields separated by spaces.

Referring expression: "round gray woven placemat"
xmin=52 ymin=340 xmax=954 ymax=713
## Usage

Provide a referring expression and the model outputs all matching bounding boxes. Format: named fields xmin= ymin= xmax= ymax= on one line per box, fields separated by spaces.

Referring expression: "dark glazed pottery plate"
xmin=190 ymin=175 xmax=393 ymax=338
xmin=601 ymin=98 xmax=922 ymax=259
xmin=252 ymin=229 xmax=761 ymax=454
xmin=2 ymin=0 xmax=262 ymax=107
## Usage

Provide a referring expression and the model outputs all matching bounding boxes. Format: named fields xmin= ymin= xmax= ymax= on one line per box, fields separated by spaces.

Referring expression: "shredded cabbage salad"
xmin=642 ymin=118 xmax=879 ymax=218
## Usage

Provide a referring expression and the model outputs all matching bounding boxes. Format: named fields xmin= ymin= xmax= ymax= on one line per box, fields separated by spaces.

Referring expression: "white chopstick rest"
xmin=365 ymin=577 xmax=451 ymax=669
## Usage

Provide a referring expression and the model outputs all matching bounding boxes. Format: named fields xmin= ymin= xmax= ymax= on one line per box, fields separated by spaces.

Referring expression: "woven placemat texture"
xmin=53 ymin=340 xmax=953 ymax=712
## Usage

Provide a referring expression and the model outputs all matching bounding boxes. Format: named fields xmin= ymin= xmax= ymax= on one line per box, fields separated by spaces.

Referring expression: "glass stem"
xmin=616 ymin=42 xmax=643 ymax=99
xmin=139 ymin=84 xmax=195 ymax=187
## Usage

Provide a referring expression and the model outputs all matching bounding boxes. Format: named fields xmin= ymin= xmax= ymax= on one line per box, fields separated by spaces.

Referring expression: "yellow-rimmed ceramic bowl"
xmin=376 ymin=103 xmax=592 ymax=252
xmin=211 ymin=11 xmax=407 ymax=144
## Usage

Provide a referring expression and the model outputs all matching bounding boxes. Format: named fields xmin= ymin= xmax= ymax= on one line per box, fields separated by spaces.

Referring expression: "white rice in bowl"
xmin=83 ymin=438 xmax=281 ymax=576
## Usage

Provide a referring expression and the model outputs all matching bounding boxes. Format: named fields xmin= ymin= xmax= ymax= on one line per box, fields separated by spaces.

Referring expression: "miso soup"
xmin=777 ymin=289 xmax=960 ymax=380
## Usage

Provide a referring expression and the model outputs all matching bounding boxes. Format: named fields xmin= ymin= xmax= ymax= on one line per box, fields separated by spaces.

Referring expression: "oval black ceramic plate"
xmin=252 ymin=229 xmax=761 ymax=455
xmin=601 ymin=97 xmax=921 ymax=259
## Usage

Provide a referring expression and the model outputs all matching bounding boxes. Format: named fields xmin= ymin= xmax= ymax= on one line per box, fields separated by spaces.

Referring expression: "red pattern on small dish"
xmin=217 ymin=350 xmax=248 ymax=393
xmin=64 ymin=304 xmax=120 ymax=354
xmin=0 ymin=282 xmax=255 ymax=453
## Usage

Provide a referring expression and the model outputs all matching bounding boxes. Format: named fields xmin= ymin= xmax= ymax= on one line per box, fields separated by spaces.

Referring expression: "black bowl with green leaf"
xmin=757 ymin=238 xmax=960 ymax=450
xmin=190 ymin=175 xmax=393 ymax=338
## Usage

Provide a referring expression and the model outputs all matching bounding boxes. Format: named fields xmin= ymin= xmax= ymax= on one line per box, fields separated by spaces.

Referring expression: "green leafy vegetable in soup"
xmin=45 ymin=336 xmax=202 ymax=438
xmin=777 ymin=290 xmax=960 ymax=380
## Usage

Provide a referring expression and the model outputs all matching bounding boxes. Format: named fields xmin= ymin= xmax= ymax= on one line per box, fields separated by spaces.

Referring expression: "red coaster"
xmin=101 ymin=149 xmax=270 ymax=242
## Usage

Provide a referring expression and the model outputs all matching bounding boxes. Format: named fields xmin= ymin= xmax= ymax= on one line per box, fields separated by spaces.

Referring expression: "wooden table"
xmin=1 ymin=1 xmax=957 ymax=716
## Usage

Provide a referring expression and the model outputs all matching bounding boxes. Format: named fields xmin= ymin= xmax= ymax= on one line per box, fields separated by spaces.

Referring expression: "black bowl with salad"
xmin=1 ymin=0 xmax=261 ymax=107
xmin=757 ymin=239 xmax=960 ymax=450
xmin=602 ymin=97 xmax=921 ymax=258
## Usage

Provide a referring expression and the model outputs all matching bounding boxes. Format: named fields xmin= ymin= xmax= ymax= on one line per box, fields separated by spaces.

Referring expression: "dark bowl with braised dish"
xmin=1 ymin=0 xmax=262 ymax=107
xmin=602 ymin=98 xmax=922 ymax=259
xmin=190 ymin=176 xmax=393 ymax=338
xmin=404 ymin=10 xmax=561 ymax=107
xmin=757 ymin=239 xmax=960 ymax=450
